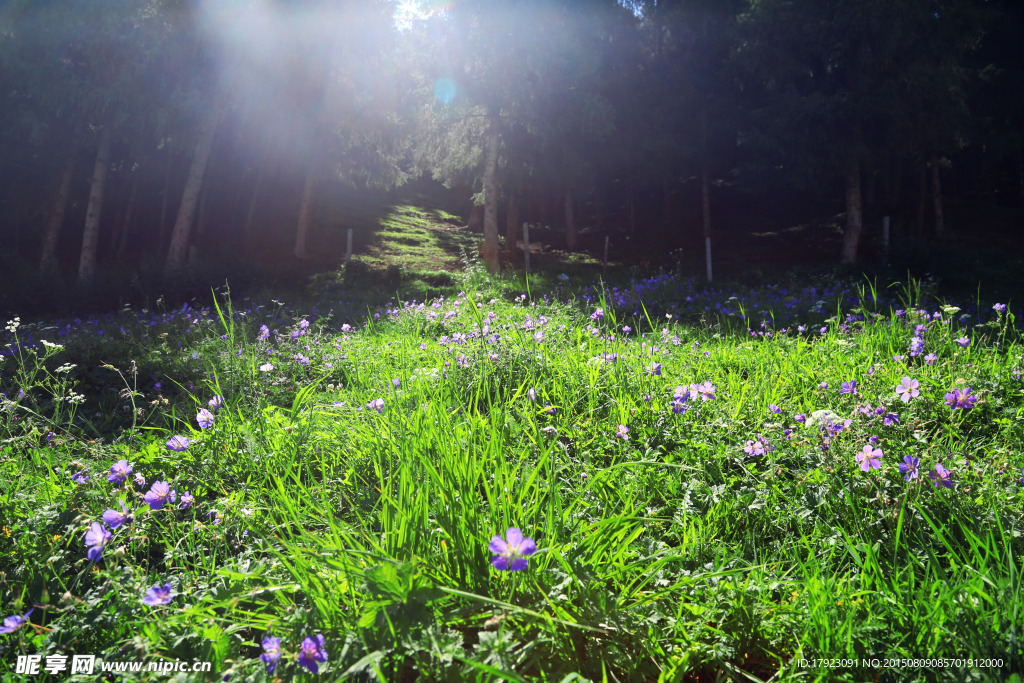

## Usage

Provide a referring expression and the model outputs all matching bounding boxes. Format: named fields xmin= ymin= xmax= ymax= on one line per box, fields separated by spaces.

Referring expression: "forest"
xmin=1 ymin=2 xmax=1023 ymax=682
xmin=1 ymin=0 xmax=1022 ymax=311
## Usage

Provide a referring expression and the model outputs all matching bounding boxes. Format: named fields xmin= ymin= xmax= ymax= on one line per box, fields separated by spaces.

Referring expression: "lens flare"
xmin=434 ymin=78 xmax=457 ymax=104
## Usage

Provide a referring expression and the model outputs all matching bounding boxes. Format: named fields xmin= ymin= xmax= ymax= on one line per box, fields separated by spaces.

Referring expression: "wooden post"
xmin=603 ymin=236 xmax=609 ymax=275
xmin=882 ymin=216 xmax=890 ymax=266
xmin=705 ymin=237 xmax=713 ymax=283
xmin=345 ymin=228 xmax=353 ymax=266
xmin=522 ymin=222 xmax=530 ymax=274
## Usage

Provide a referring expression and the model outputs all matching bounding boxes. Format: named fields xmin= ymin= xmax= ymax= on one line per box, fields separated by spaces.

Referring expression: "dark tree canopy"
xmin=0 ymin=0 xmax=1020 ymax=285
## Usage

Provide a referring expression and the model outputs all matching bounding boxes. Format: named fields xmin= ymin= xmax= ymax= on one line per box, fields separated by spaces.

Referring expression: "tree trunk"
xmin=1017 ymin=145 xmax=1023 ymax=206
xmin=565 ymin=190 xmax=576 ymax=250
xmin=931 ymin=151 xmax=944 ymax=235
xmin=243 ymin=151 xmax=269 ymax=243
xmin=629 ymin=169 xmax=635 ymax=236
xmin=158 ymin=150 xmax=172 ymax=251
xmin=108 ymin=165 xmax=130 ymax=252
xmin=228 ymin=165 xmax=250 ymax=236
xmin=195 ymin=178 xmax=211 ymax=244
xmin=916 ymin=162 xmax=927 ymax=238
xmin=12 ymin=186 xmax=23 ymax=256
xmin=481 ymin=126 xmax=500 ymax=273
xmin=880 ymin=154 xmax=891 ymax=210
xmin=505 ymin=191 xmax=518 ymax=252
xmin=865 ymin=168 xmax=876 ymax=207
xmin=293 ymin=164 xmax=316 ymax=260
xmin=467 ymin=201 xmax=483 ymax=231
xmin=662 ymin=179 xmax=671 ymax=229
xmin=982 ymin=144 xmax=993 ymax=204
xmin=39 ymin=151 xmax=77 ymax=272
xmin=594 ymin=187 xmax=603 ymax=233
xmin=701 ymin=106 xmax=713 ymax=281
xmin=839 ymin=157 xmax=863 ymax=264
xmin=117 ymin=163 xmax=141 ymax=258
xmin=77 ymin=126 xmax=113 ymax=284
xmin=165 ymin=98 xmax=224 ymax=272
xmin=891 ymin=157 xmax=903 ymax=211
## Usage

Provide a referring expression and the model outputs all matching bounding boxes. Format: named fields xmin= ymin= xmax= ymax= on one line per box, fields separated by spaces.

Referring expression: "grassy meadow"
xmin=1 ymin=263 xmax=1022 ymax=683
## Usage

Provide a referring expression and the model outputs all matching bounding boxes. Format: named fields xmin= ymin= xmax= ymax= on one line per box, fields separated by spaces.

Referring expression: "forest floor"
xmin=238 ymin=174 xmax=1024 ymax=312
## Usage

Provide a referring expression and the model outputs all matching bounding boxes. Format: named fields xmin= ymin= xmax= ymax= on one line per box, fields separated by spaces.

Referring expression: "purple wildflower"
xmin=696 ymin=381 xmax=716 ymax=400
xmin=544 ymin=401 xmax=556 ymax=415
xmin=258 ymin=325 xmax=270 ymax=340
xmin=855 ymin=444 xmax=883 ymax=472
xmin=993 ymin=303 xmax=1007 ymax=314
xmin=944 ymin=388 xmax=977 ymax=411
xmin=71 ymin=472 xmax=90 ymax=485
xmin=893 ymin=354 xmax=906 ymax=362
xmin=590 ymin=309 xmax=604 ymax=321
xmin=883 ymin=412 xmax=899 ymax=426
xmin=818 ymin=382 xmax=828 ymax=390
xmin=647 ymin=362 xmax=662 ymax=376
xmin=924 ymin=353 xmax=938 ymax=365
xmin=899 ymin=455 xmax=920 ymax=482
xmin=145 ymin=481 xmax=176 ymax=510
xmin=955 ymin=336 xmax=970 ymax=348
xmin=208 ymin=395 xmax=225 ymax=411
xmin=622 ymin=326 xmax=631 ymax=334
xmin=895 ymin=377 xmax=920 ymax=403
xmin=929 ymin=463 xmax=954 ymax=489
xmin=107 ymin=459 xmax=133 ymax=485
xmin=298 ymin=634 xmax=329 ymax=674
xmin=616 ymin=424 xmax=629 ymax=440
xmin=142 ymin=584 xmax=173 ymax=606
xmin=840 ymin=380 xmax=857 ymax=395
xmin=84 ymin=522 xmax=110 ymax=562
xmin=166 ymin=435 xmax=189 ymax=452
xmin=527 ymin=388 xmax=536 ymax=402
xmin=0 ymin=609 xmax=33 ymax=635
xmin=794 ymin=413 xmax=806 ymax=423
xmin=260 ymin=636 xmax=282 ymax=674
xmin=367 ymin=398 xmax=384 ymax=414
xmin=489 ymin=527 xmax=537 ymax=571
xmin=196 ymin=409 xmax=214 ymax=430
xmin=768 ymin=404 xmax=781 ymax=414
xmin=391 ymin=378 xmax=401 ymax=389
xmin=133 ymin=473 xmax=146 ymax=488
xmin=102 ymin=502 xmax=132 ymax=529
xmin=910 ymin=337 xmax=925 ymax=357
xmin=180 ymin=491 xmax=194 ymax=509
